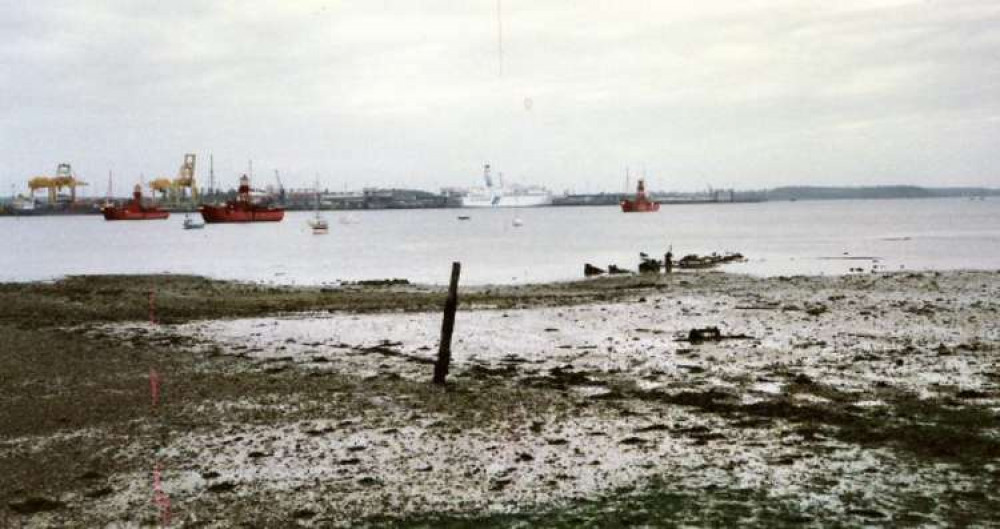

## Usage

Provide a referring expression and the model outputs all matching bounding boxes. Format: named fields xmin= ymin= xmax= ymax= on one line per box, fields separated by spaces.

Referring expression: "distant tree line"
xmin=763 ymin=186 xmax=998 ymax=201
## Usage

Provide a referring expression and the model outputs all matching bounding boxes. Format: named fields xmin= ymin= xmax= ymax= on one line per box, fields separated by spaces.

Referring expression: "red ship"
xmin=620 ymin=178 xmax=660 ymax=212
xmin=102 ymin=184 xmax=170 ymax=220
xmin=200 ymin=175 xmax=284 ymax=223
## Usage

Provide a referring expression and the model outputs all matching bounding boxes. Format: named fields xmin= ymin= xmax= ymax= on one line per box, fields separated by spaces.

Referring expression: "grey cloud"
xmin=1 ymin=0 xmax=997 ymax=195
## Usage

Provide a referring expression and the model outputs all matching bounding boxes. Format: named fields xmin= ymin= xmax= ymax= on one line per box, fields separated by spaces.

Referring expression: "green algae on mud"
xmin=0 ymin=273 xmax=692 ymax=327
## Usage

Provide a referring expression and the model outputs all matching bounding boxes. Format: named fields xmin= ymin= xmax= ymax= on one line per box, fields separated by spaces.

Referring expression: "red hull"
xmin=620 ymin=199 xmax=660 ymax=213
xmin=102 ymin=185 xmax=169 ymax=220
xmin=621 ymin=178 xmax=660 ymax=212
xmin=102 ymin=206 xmax=170 ymax=220
xmin=201 ymin=204 xmax=284 ymax=223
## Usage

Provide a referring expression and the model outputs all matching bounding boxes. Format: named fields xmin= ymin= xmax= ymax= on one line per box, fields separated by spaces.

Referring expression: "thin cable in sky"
xmin=496 ymin=0 xmax=504 ymax=77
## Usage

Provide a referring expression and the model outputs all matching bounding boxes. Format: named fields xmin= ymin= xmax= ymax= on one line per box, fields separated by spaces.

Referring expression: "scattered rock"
xmin=849 ymin=508 xmax=887 ymax=519
xmin=84 ymin=486 xmax=113 ymax=499
xmin=792 ymin=373 xmax=814 ymax=385
xmin=956 ymin=389 xmax=989 ymax=399
xmin=805 ymin=304 xmax=829 ymax=316
xmin=10 ymin=497 xmax=66 ymax=514
xmin=489 ymin=477 xmax=513 ymax=491
xmin=635 ymin=423 xmax=670 ymax=433
xmin=687 ymin=327 xmax=722 ymax=343
xmin=207 ymin=481 xmax=237 ymax=493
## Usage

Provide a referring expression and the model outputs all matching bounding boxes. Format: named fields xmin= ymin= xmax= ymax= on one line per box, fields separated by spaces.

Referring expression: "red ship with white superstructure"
xmin=200 ymin=174 xmax=284 ymax=223
xmin=620 ymin=178 xmax=660 ymax=213
xmin=101 ymin=184 xmax=170 ymax=220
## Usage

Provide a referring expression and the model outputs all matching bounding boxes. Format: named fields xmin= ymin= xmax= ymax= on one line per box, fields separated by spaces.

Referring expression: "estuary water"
xmin=2 ymin=198 xmax=997 ymax=285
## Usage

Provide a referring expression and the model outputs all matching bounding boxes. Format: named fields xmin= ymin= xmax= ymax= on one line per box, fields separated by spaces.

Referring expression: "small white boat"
xmin=183 ymin=214 xmax=205 ymax=230
xmin=308 ymin=217 xmax=329 ymax=234
xmin=309 ymin=179 xmax=329 ymax=234
xmin=512 ymin=217 xmax=524 ymax=227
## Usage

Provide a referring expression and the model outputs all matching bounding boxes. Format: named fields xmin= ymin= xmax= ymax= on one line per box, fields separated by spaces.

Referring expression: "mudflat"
xmin=1 ymin=271 xmax=997 ymax=527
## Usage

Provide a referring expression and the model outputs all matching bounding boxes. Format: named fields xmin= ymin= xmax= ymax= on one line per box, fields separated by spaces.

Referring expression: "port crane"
xmin=147 ymin=154 xmax=198 ymax=204
xmin=28 ymin=163 xmax=87 ymax=204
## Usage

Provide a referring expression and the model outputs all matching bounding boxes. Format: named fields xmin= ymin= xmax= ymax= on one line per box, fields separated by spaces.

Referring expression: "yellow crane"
xmin=149 ymin=178 xmax=174 ymax=201
xmin=28 ymin=164 xmax=87 ymax=204
xmin=147 ymin=154 xmax=197 ymax=204
xmin=174 ymin=154 xmax=197 ymax=203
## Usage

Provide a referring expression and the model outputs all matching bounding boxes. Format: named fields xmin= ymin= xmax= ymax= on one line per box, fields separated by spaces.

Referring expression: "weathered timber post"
xmin=433 ymin=262 xmax=461 ymax=385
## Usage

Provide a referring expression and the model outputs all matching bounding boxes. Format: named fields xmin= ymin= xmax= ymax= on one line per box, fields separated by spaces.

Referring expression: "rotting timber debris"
xmin=585 ymin=251 xmax=745 ymax=278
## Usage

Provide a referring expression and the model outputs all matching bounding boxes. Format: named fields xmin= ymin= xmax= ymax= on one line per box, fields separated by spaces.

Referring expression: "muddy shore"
xmin=1 ymin=271 xmax=998 ymax=527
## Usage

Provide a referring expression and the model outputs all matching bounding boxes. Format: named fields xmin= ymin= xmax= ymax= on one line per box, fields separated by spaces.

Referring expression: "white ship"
xmin=10 ymin=195 xmax=36 ymax=215
xmin=460 ymin=164 xmax=552 ymax=208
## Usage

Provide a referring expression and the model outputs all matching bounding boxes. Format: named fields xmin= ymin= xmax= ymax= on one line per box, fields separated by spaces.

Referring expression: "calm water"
xmin=2 ymin=198 xmax=997 ymax=285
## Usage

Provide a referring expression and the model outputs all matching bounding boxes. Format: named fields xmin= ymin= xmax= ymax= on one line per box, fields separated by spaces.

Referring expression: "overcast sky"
xmin=2 ymin=0 xmax=998 ymax=195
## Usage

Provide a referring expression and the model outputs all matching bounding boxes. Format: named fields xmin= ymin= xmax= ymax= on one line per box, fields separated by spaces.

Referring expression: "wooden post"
xmin=433 ymin=262 xmax=461 ymax=385
xmin=149 ymin=287 xmax=157 ymax=324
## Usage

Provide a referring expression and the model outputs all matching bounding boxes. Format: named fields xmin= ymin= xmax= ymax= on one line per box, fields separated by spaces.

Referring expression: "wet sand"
xmin=1 ymin=271 xmax=998 ymax=526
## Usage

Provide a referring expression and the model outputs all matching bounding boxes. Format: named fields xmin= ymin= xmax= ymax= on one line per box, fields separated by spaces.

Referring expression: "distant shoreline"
xmin=0 ymin=189 xmax=993 ymax=216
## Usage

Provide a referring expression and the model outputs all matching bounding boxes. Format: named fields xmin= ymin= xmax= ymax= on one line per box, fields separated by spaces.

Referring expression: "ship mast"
xmin=209 ymin=154 xmax=215 ymax=202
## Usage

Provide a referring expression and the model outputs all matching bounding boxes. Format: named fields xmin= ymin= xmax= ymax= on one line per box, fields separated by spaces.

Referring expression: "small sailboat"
xmin=309 ymin=216 xmax=329 ymax=234
xmin=182 ymin=183 xmax=205 ymax=229
xmin=183 ymin=213 xmax=205 ymax=230
xmin=307 ymin=180 xmax=329 ymax=234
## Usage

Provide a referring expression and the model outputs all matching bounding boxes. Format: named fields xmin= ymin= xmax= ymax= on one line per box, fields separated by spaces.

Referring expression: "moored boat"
xmin=183 ymin=214 xmax=205 ymax=229
xmin=460 ymin=164 xmax=553 ymax=208
xmin=307 ymin=177 xmax=328 ymax=234
xmin=200 ymin=175 xmax=284 ymax=223
xmin=308 ymin=217 xmax=329 ymax=234
xmin=620 ymin=178 xmax=660 ymax=213
xmin=10 ymin=196 xmax=36 ymax=216
xmin=102 ymin=184 xmax=170 ymax=220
